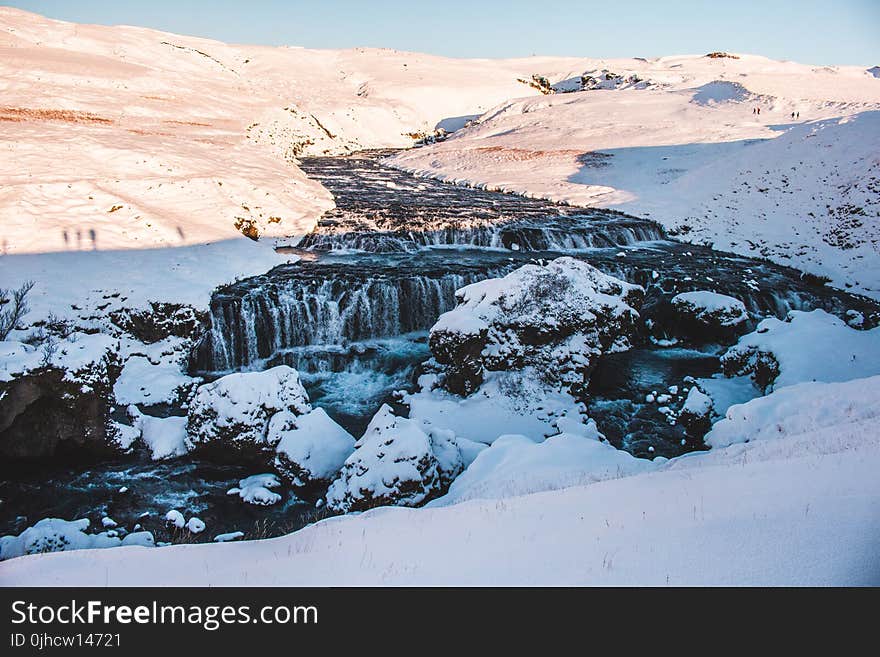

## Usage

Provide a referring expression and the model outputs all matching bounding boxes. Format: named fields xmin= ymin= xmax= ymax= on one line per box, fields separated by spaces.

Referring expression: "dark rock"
xmin=0 ymin=346 xmax=122 ymax=460
xmin=110 ymin=302 xmax=204 ymax=343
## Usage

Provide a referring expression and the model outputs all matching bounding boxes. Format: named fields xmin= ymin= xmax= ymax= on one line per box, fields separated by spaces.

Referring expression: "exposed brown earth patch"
xmin=0 ymin=106 xmax=113 ymax=124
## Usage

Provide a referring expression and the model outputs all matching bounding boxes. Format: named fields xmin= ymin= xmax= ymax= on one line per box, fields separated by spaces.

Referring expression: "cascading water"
xmin=193 ymin=268 xmax=499 ymax=374
xmin=298 ymin=216 xmax=667 ymax=253
xmin=7 ymin=149 xmax=879 ymax=548
xmin=191 ymin=150 xmax=878 ymax=445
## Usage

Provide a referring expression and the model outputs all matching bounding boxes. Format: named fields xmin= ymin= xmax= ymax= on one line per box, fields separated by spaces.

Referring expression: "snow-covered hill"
xmin=2 ymin=10 xmax=879 ymax=588
xmin=0 ymin=7 xmax=586 ymax=318
xmin=389 ymin=54 xmax=880 ymax=298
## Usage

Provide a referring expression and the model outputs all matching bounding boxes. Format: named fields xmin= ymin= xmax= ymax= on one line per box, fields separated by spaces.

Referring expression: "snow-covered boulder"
xmin=0 ymin=518 xmax=154 ymax=561
xmin=185 ymin=517 xmax=206 ymax=534
xmin=227 ymin=473 xmax=282 ymax=506
xmin=270 ymin=407 xmax=356 ymax=488
xmin=185 ymin=365 xmax=311 ymax=460
xmin=0 ymin=334 xmax=123 ymax=460
xmin=721 ymin=309 xmax=880 ymax=390
xmin=677 ymin=386 xmax=714 ymax=439
xmin=164 ymin=510 xmax=186 ymax=529
xmin=668 ymin=291 xmax=749 ymax=343
xmin=326 ymin=405 xmax=465 ymax=513
xmin=128 ymin=407 xmax=188 ymax=460
xmin=429 ymin=257 xmax=643 ymax=396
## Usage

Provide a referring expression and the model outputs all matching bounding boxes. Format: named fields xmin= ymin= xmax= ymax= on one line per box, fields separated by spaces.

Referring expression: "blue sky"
xmin=8 ymin=0 xmax=880 ymax=65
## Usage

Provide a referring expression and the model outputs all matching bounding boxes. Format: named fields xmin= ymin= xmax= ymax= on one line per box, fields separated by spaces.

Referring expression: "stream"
xmin=3 ymin=150 xmax=877 ymax=545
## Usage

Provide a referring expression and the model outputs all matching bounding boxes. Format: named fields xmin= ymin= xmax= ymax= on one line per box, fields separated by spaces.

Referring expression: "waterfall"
xmin=193 ymin=270 xmax=492 ymax=373
xmin=299 ymin=217 xmax=668 ymax=253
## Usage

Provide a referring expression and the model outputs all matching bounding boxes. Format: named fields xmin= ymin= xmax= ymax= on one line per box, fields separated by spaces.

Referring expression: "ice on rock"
xmin=668 ymin=291 xmax=749 ymax=343
xmin=326 ymin=405 xmax=466 ymax=513
xmin=110 ymin=421 xmax=141 ymax=452
xmin=121 ymin=532 xmax=156 ymax=548
xmin=228 ymin=473 xmax=283 ymax=506
xmin=845 ymin=310 xmax=865 ymax=328
xmin=186 ymin=365 xmax=311 ymax=457
xmin=677 ymin=386 xmax=714 ymax=439
xmin=101 ymin=516 xmax=117 ymax=528
xmin=671 ymin=291 xmax=748 ymax=326
xmin=214 ymin=531 xmax=245 ymax=543
xmin=271 ymin=407 xmax=356 ymax=487
xmin=682 ymin=387 xmax=713 ymax=416
xmin=129 ymin=406 xmax=188 ymax=460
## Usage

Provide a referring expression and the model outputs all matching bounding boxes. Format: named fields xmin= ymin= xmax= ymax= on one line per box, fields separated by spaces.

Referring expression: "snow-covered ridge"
xmin=0 ymin=7 xmax=590 ymax=321
xmin=388 ymin=54 xmax=880 ymax=299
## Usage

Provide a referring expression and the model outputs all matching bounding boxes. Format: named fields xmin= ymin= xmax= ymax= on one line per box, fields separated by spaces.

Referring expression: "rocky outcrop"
xmin=325 ymin=405 xmax=464 ymax=513
xmin=0 ymin=335 xmax=122 ymax=460
xmin=428 ymin=257 xmax=644 ymax=396
xmin=109 ymin=302 xmax=204 ymax=343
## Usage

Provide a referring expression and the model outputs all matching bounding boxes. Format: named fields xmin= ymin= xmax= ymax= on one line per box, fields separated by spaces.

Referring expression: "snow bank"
xmin=431 ymin=421 xmax=652 ymax=506
xmin=5 ymin=417 xmax=878 ymax=584
xmin=722 ymin=309 xmax=880 ymax=389
xmin=0 ymin=518 xmax=154 ymax=561
xmin=705 ymin=376 xmax=880 ymax=449
xmin=0 ymin=333 xmax=118 ymax=383
xmin=113 ymin=339 xmax=196 ymax=406
xmin=406 ymin=371 xmax=587 ymax=444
